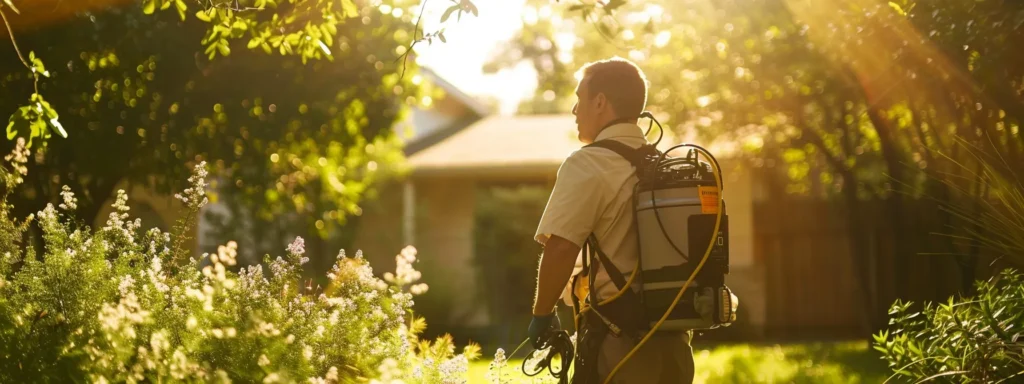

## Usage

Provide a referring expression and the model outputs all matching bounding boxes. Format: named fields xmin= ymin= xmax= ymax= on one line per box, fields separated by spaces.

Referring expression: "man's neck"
xmin=600 ymin=116 xmax=637 ymax=131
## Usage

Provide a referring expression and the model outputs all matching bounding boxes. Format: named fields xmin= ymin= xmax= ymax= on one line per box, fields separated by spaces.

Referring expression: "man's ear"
xmin=595 ymin=92 xmax=607 ymax=111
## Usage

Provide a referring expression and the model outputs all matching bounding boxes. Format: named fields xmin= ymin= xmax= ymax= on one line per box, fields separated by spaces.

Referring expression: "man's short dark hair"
xmin=576 ymin=57 xmax=649 ymax=119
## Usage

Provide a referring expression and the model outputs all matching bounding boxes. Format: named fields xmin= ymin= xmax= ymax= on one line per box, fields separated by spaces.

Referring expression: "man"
xmin=527 ymin=57 xmax=695 ymax=384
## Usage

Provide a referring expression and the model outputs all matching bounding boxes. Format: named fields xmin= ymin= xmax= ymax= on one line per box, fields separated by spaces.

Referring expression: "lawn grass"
xmin=467 ymin=340 xmax=893 ymax=383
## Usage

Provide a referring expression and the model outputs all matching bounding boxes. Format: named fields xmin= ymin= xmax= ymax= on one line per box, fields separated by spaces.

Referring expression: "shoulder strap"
xmin=579 ymin=138 xmax=661 ymax=299
xmin=579 ymin=140 xmax=639 ymax=296
xmin=584 ymin=234 xmax=629 ymax=293
xmin=583 ymin=139 xmax=645 ymax=168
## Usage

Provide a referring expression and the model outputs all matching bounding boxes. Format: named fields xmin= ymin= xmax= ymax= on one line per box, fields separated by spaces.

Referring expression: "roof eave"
xmin=409 ymin=163 xmax=561 ymax=180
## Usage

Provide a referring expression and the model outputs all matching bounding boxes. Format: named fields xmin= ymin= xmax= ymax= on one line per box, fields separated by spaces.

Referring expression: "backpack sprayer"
xmin=513 ymin=113 xmax=739 ymax=384
xmin=586 ymin=113 xmax=738 ymax=383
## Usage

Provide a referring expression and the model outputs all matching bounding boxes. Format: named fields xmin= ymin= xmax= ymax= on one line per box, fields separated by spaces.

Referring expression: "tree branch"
xmin=0 ymin=6 xmax=26 ymax=66
xmin=0 ymin=4 xmax=38 ymax=94
xmin=396 ymin=0 xmax=431 ymax=81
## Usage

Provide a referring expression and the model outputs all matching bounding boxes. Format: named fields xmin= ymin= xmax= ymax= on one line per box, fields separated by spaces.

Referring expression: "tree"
xmin=0 ymin=0 xmax=478 ymax=266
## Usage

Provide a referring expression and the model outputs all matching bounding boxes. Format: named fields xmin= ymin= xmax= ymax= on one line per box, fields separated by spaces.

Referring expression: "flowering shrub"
xmin=0 ymin=138 xmax=482 ymax=383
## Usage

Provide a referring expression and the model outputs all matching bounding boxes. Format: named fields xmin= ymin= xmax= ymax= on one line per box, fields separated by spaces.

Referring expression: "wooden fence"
xmin=753 ymin=198 xmax=1006 ymax=340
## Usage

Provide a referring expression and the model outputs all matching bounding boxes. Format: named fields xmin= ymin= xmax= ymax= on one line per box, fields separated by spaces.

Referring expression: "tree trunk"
xmin=960 ymin=157 xmax=987 ymax=297
xmin=866 ymin=105 xmax=910 ymax=330
xmin=802 ymin=126 xmax=877 ymax=337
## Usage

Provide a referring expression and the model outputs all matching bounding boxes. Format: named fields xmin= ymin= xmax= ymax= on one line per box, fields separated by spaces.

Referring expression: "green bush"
xmin=473 ymin=184 xmax=551 ymax=344
xmin=0 ymin=138 xmax=481 ymax=383
xmin=873 ymin=134 xmax=1024 ymax=383
xmin=873 ymin=268 xmax=1024 ymax=383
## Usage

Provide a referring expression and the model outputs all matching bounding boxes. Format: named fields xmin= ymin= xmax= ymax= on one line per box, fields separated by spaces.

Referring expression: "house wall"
xmin=352 ymin=177 xmax=490 ymax=331
xmin=350 ymin=181 xmax=406 ymax=272
xmin=411 ymin=178 xmax=489 ymax=327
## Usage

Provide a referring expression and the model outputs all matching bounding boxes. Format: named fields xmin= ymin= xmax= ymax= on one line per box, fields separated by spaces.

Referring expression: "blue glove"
xmin=528 ymin=312 xmax=561 ymax=349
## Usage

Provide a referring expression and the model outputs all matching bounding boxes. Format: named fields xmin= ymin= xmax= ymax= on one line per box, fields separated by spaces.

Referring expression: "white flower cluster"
xmin=307 ymin=366 xmax=340 ymax=384
xmin=287 ymin=236 xmax=305 ymax=256
xmin=268 ymin=256 xmax=292 ymax=282
xmin=97 ymin=292 xmax=150 ymax=340
xmin=144 ymin=228 xmax=167 ymax=255
xmin=174 ymin=161 xmax=209 ymax=208
xmin=486 ymin=348 xmax=513 ymax=384
xmin=383 ymin=246 xmax=427 ymax=295
xmin=3 ymin=137 xmax=29 ymax=183
xmin=147 ymin=256 xmax=170 ymax=293
xmin=210 ymin=240 xmax=239 ymax=267
xmin=104 ymin=190 xmax=142 ymax=244
xmin=254 ymin=319 xmax=283 ymax=338
xmin=59 ymin=185 xmax=78 ymax=211
xmin=370 ymin=358 xmax=405 ymax=384
xmin=118 ymin=274 xmax=136 ymax=297
xmin=36 ymin=203 xmax=59 ymax=228
xmin=197 ymin=240 xmax=240 ymax=295
xmin=237 ymin=264 xmax=268 ymax=301
xmin=287 ymin=236 xmax=309 ymax=265
xmin=185 ymin=284 xmax=216 ymax=312
xmin=437 ymin=355 xmax=470 ymax=384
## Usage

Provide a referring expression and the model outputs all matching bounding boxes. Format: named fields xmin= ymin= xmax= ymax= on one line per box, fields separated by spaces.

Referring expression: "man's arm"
xmin=532 ymin=234 xmax=581 ymax=316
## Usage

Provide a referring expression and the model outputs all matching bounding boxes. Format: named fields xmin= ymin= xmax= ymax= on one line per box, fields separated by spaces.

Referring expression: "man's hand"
xmin=527 ymin=312 xmax=561 ymax=349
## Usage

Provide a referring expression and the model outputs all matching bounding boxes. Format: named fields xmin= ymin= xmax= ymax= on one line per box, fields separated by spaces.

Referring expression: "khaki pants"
xmin=596 ymin=331 xmax=694 ymax=384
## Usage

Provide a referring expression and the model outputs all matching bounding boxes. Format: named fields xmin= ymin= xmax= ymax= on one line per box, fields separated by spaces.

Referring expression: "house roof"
xmin=400 ymin=66 xmax=490 ymax=156
xmin=407 ymin=114 xmax=580 ymax=178
xmin=406 ymin=112 xmax=744 ymax=179
xmin=418 ymin=67 xmax=491 ymax=118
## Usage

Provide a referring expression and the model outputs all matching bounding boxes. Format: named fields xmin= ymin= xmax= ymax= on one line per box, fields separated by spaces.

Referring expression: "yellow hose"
xmin=601 ymin=146 xmax=723 ymax=384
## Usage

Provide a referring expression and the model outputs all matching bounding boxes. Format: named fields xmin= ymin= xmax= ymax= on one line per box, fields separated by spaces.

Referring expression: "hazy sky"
xmin=411 ymin=0 xmax=539 ymax=115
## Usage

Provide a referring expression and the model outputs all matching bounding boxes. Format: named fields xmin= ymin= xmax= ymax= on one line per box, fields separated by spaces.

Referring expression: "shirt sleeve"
xmin=534 ymin=151 xmax=607 ymax=248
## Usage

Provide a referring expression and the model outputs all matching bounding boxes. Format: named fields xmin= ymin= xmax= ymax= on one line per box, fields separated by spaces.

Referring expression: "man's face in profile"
xmin=571 ymin=76 xmax=601 ymax=144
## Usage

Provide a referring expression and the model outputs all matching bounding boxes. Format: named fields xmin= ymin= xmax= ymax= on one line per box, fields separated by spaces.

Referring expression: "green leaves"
xmin=174 ymin=0 xmax=187 ymax=20
xmin=441 ymin=0 xmax=478 ymax=23
xmin=441 ymin=5 xmax=459 ymax=23
xmin=151 ymin=0 xmax=366 ymax=63
xmin=28 ymin=51 xmax=48 ymax=78
xmin=2 ymin=39 xmax=66 ymax=149
xmin=888 ymin=2 xmax=906 ymax=17
xmin=874 ymin=269 xmax=1024 ymax=382
xmin=340 ymin=0 xmax=358 ymax=18
xmin=195 ymin=8 xmax=213 ymax=22
xmin=6 ymin=93 xmax=64 ymax=149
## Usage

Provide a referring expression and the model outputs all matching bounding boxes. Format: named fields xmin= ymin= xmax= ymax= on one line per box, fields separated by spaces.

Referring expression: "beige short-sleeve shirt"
xmin=535 ymin=123 xmax=648 ymax=303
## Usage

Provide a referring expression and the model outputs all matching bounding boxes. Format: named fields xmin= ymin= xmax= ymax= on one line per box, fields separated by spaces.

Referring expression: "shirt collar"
xmin=594 ymin=123 xmax=646 ymax=142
